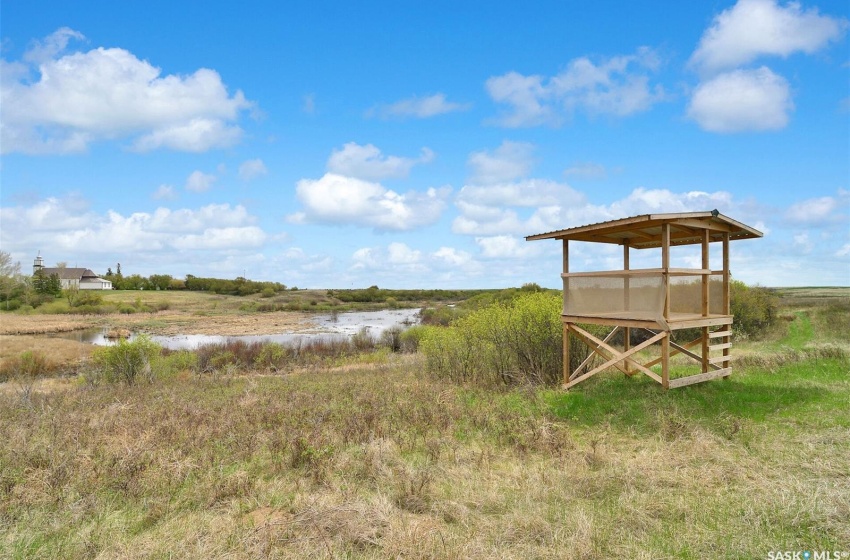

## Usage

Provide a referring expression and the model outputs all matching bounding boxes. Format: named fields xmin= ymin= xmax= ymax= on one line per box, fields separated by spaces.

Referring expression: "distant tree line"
xmin=327 ymin=285 xmax=493 ymax=303
xmin=183 ymin=275 xmax=287 ymax=296
xmin=101 ymin=271 xmax=287 ymax=296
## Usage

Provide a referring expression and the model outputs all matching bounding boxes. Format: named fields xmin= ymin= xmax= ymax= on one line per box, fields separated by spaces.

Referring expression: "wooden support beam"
xmin=572 ymin=326 xmax=620 ymax=379
xmin=661 ymin=223 xmax=670 ymax=322
xmin=722 ymin=233 xmax=730 ymax=315
xmin=662 ymin=333 xmax=670 ymax=389
xmin=701 ymin=230 xmax=710 ymax=373
xmin=644 ymin=335 xmax=705 ymax=368
xmin=566 ymin=325 xmax=666 ymax=388
xmin=668 ymin=368 xmax=732 ymax=389
xmin=623 ymin=241 xmax=631 ymax=375
xmin=709 ymin=355 xmax=732 ymax=366
xmin=562 ymin=322 xmax=570 ymax=386
xmin=709 ymin=330 xmax=732 ymax=338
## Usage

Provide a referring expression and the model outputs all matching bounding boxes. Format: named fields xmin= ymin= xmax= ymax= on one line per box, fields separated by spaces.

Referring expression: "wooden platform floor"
xmin=562 ymin=312 xmax=732 ymax=330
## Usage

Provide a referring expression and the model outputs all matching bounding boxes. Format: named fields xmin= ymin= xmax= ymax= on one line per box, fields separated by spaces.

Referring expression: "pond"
xmin=46 ymin=308 xmax=422 ymax=350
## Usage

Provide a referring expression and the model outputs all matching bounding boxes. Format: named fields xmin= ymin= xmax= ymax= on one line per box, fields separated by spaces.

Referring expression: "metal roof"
xmin=38 ymin=268 xmax=100 ymax=280
xmin=525 ymin=210 xmax=762 ymax=249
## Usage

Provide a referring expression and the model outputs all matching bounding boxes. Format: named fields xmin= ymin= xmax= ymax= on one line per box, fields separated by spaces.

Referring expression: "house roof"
xmin=525 ymin=210 xmax=762 ymax=249
xmin=39 ymin=268 xmax=100 ymax=280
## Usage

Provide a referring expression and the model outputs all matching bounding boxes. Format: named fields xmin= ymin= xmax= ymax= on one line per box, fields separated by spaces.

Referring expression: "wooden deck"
xmin=562 ymin=312 xmax=734 ymax=330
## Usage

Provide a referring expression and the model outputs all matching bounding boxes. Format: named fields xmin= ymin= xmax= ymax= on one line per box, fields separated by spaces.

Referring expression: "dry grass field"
xmin=0 ymin=288 xmax=847 ymax=559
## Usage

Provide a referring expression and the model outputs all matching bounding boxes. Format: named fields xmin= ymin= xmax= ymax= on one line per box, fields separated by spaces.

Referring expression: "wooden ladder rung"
xmin=710 ymin=342 xmax=732 ymax=351
xmin=709 ymin=355 xmax=731 ymax=365
xmin=709 ymin=330 xmax=731 ymax=339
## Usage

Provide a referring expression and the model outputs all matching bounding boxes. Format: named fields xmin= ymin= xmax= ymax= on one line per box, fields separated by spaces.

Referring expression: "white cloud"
xmin=22 ymin=27 xmax=85 ymax=64
xmin=687 ymin=67 xmax=793 ymax=132
xmin=387 ymin=242 xmax=422 ymax=264
xmin=326 ymin=142 xmax=435 ymax=181
xmin=350 ymin=243 xmax=426 ymax=274
xmin=1 ymin=28 xmax=252 ymax=154
xmin=453 ymin=179 xmax=735 ymax=237
xmin=836 ymin=243 xmax=850 ymax=258
xmin=432 ymin=247 xmax=473 ymax=267
xmin=171 ymin=226 xmax=267 ymax=250
xmin=238 ymin=158 xmax=268 ymax=181
xmin=486 ymin=47 xmax=666 ymax=127
xmin=186 ymin=170 xmax=217 ymax=192
xmin=792 ymin=232 xmax=813 ymax=253
xmin=458 ymin=178 xmax=584 ymax=208
xmin=0 ymin=197 xmax=264 ymax=255
xmin=475 ymin=235 xmax=540 ymax=259
xmin=564 ymin=162 xmax=607 ymax=179
xmin=132 ymin=118 xmax=243 ymax=152
xmin=785 ymin=193 xmax=848 ymax=225
xmin=453 ymin=178 xmax=588 ymax=235
xmin=293 ymin=173 xmax=450 ymax=231
xmin=153 ymin=184 xmax=176 ymax=200
xmin=467 ymin=141 xmax=535 ymax=184
xmin=689 ymin=0 xmax=848 ymax=75
xmin=369 ymin=93 xmax=471 ymax=119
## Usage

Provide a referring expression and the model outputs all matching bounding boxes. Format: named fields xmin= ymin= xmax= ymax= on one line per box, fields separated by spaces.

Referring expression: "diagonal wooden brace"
xmin=567 ymin=325 xmax=666 ymax=388
xmin=570 ymin=326 xmax=620 ymax=380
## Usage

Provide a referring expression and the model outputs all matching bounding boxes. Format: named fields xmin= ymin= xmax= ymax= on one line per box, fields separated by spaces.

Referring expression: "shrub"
xmin=254 ymin=342 xmax=290 ymax=372
xmin=421 ymin=292 xmax=577 ymax=387
xmin=89 ymin=336 xmax=162 ymax=385
xmin=351 ymin=327 xmax=376 ymax=351
xmin=380 ymin=326 xmax=403 ymax=352
xmin=399 ymin=325 xmax=429 ymax=353
xmin=418 ymin=306 xmax=461 ymax=326
xmin=730 ymin=281 xmax=778 ymax=339
xmin=158 ymin=350 xmax=198 ymax=377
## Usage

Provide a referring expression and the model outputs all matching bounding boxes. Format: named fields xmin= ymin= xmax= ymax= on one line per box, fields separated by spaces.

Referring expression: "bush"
xmin=380 ymin=326 xmax=403 ymax=352
xmin=2 ymin=299 xmax=22 ymax=311
xmin=89 ymin=336 xmax=162 ymax=385
xmin=418 ymin=306 xmax=462 ymax=326
xmin=730 ymin=281 xmax=778 ymax=339
xmin=399 ymin=325 xmax=429 ymax=353
xmin=254 ymin=342 xmax=290 ymax=372
xmin=351 ymin=327 xmax=376 ymax=351
xmin=421 ymin=292 xmax=575 ymax=387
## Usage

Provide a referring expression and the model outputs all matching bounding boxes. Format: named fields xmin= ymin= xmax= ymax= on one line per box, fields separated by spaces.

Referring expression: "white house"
xmin=33 ymin=253 xmax=113 ymax=290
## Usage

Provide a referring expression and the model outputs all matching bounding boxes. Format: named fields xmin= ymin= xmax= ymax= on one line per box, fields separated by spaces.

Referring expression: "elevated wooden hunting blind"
xmin=526 ymin=210 xmax=762 ymax=389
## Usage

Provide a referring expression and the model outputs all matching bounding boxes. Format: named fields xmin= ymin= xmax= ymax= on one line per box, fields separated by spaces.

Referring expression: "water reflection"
xmin=46 ymin=308 xmax=421 ymax=350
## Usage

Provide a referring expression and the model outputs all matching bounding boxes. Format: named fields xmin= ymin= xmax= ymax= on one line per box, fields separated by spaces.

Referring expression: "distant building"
xmin=32 ymin=253 xmax=113 ymax=290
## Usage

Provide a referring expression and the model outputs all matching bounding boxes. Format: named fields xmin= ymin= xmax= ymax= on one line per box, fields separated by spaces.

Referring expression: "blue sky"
xmin=1 ymin=0 xmax=848 ymax=288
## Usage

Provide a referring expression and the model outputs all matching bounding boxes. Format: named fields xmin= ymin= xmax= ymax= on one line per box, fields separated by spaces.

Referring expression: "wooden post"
xmin=661 ymin=223 xmax=670 ymax=321
xmin=722 ymin=233 xmax=730 ymax=315
xmin=722 ymin=233 xmax=731 ymax=376
xmin=701 ymin=229 xmax=710 ymax=373
xmin=623 ymin=242 xmax=632 ymax=375
xmin=562 ymin=240 xmax=570 ymax=387
xmin=661 ymin=223 xmax=671 ymax=386
xmin=563 ymin=322 xmax=571 ymax=387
